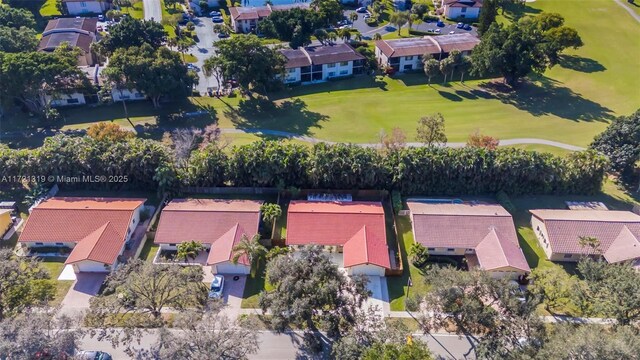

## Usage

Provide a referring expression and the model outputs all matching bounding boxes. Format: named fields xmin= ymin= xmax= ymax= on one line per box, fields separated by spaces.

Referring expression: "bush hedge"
xmin=0 ymin=137 xmax=608 ymax=196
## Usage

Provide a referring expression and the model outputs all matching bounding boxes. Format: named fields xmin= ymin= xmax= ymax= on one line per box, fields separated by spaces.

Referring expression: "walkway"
xmin=219 ymin=128 xmax=586 ymax=151
xmin=613 ymin=0 xmax=640 ymax=23
xmin=143 ymin=0 xmax=162 ymax=22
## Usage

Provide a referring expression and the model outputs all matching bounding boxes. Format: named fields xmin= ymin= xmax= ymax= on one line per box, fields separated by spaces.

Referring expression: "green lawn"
xmin=241 ymin=262 xmax=273 ymax=308
xmin=387 ymin=214 xmax=430 ymax=311
xmin=39 ymin=0 xmax=61 ymax=17
xmin=40 ymin=258 xmax=73 ymax=306
xmin=138 ymin=235 xmax=159 ymax=262
xmin=122 ymin=2 xmax=144 ymax=19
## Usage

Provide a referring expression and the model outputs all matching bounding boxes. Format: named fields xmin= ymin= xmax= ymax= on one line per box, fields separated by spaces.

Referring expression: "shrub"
xmin=392 ymin=190 xmax=402 ymax=214
xmin=405 ymin=294 xmax=420 ymax=312
xmin=410 ymin=242 xmax=429 ymax=268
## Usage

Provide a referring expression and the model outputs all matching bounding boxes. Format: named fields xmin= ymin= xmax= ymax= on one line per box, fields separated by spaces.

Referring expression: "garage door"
xmin=214 ymin=261 xmax=250 ymax=275
xmin=349 ymin=264 xmax=385 ymax=276
xmin=76 ymin=260 xmax=110 ymax=273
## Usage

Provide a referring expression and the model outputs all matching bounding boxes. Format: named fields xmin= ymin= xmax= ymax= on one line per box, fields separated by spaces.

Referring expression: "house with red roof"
xmin=286 ymin=201 xmax=392 ymax=277
xmin=19 ymin=197 xmax=146 ymax=273
xmin=530 ymin=209 xmax=640 ymax=264
xmin=407 ymin=200 xmax=530 ymax=278
xmin=153 ymin=199 xmax=263 ymax=274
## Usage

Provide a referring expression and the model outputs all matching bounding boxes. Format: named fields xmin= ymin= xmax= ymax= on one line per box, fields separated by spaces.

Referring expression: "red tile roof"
xmin=531 ymin=209 xmax=640 ymax=262
xmin=408 ymin=201 xmax=529 ymax=272
xmin=343 ymin=226 xmax=391 ymax=268
xmin=154 ymin=199 xmax=262 ymax=245
xmin=287 ymin=201 xmax=390 ymax=269
xmin=206 ymin=223 xmax=250 ymax=266
xmin=19 ymin=197 xmax=145 ymax=266
xmin=65 ymin=222 xmax=123 ymax=265
xmin=20 ymin=197 xmax=144 ymax=243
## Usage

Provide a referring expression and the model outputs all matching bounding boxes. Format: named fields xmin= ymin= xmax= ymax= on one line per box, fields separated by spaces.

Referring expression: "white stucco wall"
xmin=45 ymin=92 xmax=86 ymax=107
xmin=444 ymin=5 xmax=481 ymax=20
xmin=323 ymin=61 xmax=353 ymax=79
xmin=111 ymin=88 xmax=146 ymax=102
xmin=75 ymin=260 xmax=111 ymax=272
xmin=531 ymin=216 xmax=553 ymax=260
xmin=283 ymin=67 xmax=301 ymax=83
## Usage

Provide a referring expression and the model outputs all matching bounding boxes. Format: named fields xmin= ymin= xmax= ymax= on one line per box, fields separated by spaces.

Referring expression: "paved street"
xmin=79 ymin=330 xmax=477 ymax=359
xmin=143 ymin=0 xmax=162 ymax=22
xmin=191 ymin=17 xmax=224 ymax=95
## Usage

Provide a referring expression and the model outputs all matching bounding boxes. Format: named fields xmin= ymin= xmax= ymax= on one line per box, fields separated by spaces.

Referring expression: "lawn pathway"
xmin=613 ymin=0 xmax=640 ymax=23
xmin=219 ymin=128 xmax=587 ymax=151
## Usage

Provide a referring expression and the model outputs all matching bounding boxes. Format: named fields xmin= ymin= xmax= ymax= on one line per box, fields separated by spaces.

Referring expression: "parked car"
xmin=209 ymin=10 xmax=222 ymax=16
xmin=356 ymin=7 xmax=368 ymax=13
xmin=463 ymin=24 xmax=472 ymax=30
xmin=218 ymin=32 xmax=230 ymax=38
xmin=456 ymin=22 xmax=464 ymax=28
xmin=212 ymin=16 xmax=224 ymax=23
xmin=434 ymin=28 xmax=441 ymax=33
xmin=449 ymin=31 xmax=455 ymax=34
xmin=363 ymin=14 xmax=371 ymax=19
xmin=97 ymin=14 xmax=104 ymax=21
xmin=209 ymin=275 xmax=225 ymax=299
xmin=436 ymin=20 xmax=445 ymax=27
xmin=76 ymin=351 xmax=113 ymax=360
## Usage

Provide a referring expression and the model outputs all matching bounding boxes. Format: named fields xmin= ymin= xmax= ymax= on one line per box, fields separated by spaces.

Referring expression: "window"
xmin=461 ymin=7 xmax=466 ymax=13
xmin=135 ymin=92 xmax=144 ymax=98
xmin=327 ymin=63 xmax=336 ymax=68
xmin=405 ymin=56 xmax=414 ymax=60
xmin=339 ymin=70 xmax=348 ymax=75
xmin=563 ymin=254 xmax=572 ymax=259
xmin=403 ymin=64 xmax=413 ymax=71
xmin=427 ymin=247 xmax=435 ymax=251
xmin=80 ymin=1 xmax=87 ymax=7
xmin=66 ymin=98 xmax=79 ymax=104
xmin=328 ymin=72 xmax=335 ymax=77
xmin=55 ymin=242 xmax=64 ymax=246
xmin=169 ymin=243 xmax=177 ymax=247
xmin=35 ymin=242 xmax=44 ymax=246
xmin=340 ymin=61 xmax=348 ymax=66
xmin=120 ymin=95 xmax=131 ymax=100
xmin=447 ymin=248 xmax=455 ymax=252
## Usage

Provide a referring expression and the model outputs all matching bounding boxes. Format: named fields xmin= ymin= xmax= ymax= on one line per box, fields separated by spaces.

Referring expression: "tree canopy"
xmin=590 ymin=109 xmax=640 ymax=183
xmin=257 ymin=8 xmax=323 ymax=48
xmin=0 ymin=5 xmax=36 ymax=29
xmin=0 ymin=45 xmax=87 ymax=114
xmin=471 ymin=13 xmax=582 ymax=86
xmin=214 ymin=34 xmax=286 ymax=93
xmin=416 ymin=113 xmax=447 ymax=146
xmin=259 ymin=246 xmax=370 ymax=338
xmin=104 ymin=44 xmax=195 ymax=107
xmin=0 ymin=26 xmax=38 ymax=52
xmin=98 ymin=17 xmax=167 ymax=55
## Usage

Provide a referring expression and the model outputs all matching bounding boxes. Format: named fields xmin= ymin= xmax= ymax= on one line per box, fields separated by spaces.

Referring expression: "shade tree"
xmin=416 ymin=113 xmax=447 ymax=146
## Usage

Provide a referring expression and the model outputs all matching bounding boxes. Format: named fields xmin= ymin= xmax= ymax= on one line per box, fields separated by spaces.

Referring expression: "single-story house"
xmin=153 ymin=199 xmax=263 ymax=274
xmin=374 ymin=33 xmax=480 ymax=72
xmin=407 ymin=200 xmax=530 ymax=278
xmin=0 ymin=209 xmax=12 ymax=237
xmin=62 ymin=0 xmax=111 ymax=15
xmin=286 ymin=201 xmax=392 ymax=276
xmin=530 ymin=209 xmax=640 ymax=264
xmin=18 ymin=197 xmax=146 ymax=273
xmin=440 ymin=0 xmax=483 ymax=20
xmin=229 ymin=3 xmax=309 ymax=33
xmin=38 ymin=18 xmax=98 ymax=67
xmin=280 ymin=43 xmax=366 ymax=84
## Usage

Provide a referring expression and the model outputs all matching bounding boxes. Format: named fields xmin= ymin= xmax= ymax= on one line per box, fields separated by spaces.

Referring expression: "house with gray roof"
xmin=38 ymin=18 xmax=98 ymax=67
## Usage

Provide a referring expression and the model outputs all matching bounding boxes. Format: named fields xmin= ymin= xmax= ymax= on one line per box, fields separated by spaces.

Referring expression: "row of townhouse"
xmin=17 ymin=196 xmax=640 ymax=277
xmin=229 ymin=3 xmax=310 ymax=33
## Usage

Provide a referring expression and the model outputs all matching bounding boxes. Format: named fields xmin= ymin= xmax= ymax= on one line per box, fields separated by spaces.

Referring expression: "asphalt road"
xmin=143 ymin=0 xmax=162 ymax=22
xmin=79 ymin=330 xmax=477 ymax=359
xmin=191 ymin=17 xmax=223 ymax=95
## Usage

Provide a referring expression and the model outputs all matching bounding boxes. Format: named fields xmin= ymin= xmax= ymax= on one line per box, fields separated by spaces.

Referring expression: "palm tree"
xmin=349 ymin=12 xmax=358 ymax=23
xmin=373 ymin=32 xmax=382 ymax=41
xmin=338 ymin=28 xmax=351 ymax=42
xmin=354 ymin=31 xmax=363 ymax=42
xmin=328 ymin=31 xmax=338 ymax=44
xmin=389 ymin=11 xmax=409 ymax=36
xmin=176 ymin=240 xmax=205 ymax=263
xmin=232 ymin=234 xmax=267 ymax=278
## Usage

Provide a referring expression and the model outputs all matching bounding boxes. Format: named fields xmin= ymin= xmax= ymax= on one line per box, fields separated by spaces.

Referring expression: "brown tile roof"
xmin=432 ymin=33 xmax=481 ymax=53
xmin=302 ymin=43 xmax=365 ymax=65
xmin=153 ymin=199 xmax=262 ymax=245
xmin=375 ymin=37 xmax=440 ymax=58
xmin=44 ymin=18 xmax=97 ymax=33
xmin=287 ymin=201 xmax=390 ymax=269
xmin=65 ymin=222 xmax=123 ymax=265
xmin=408 ymin=201 xmax=529 ymax=272
xmin=443 ymin=0 xmax=483 ymax=8
xmin=280 ymin=48 xmax=311 ymax=69
xmin=39 ymin=32 xmax=94 ymax=53
xmin=531 ymin=209 xmax=640 ymax=261
xmin=229 ymin=7 xmax=265 ymax=21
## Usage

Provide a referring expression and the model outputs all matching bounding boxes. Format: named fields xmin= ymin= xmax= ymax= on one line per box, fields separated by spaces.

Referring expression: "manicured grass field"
xmin=39 ymin=0 xmax=61 ymax=17
xmin=40 ymin=259 xmax=74 ymax=306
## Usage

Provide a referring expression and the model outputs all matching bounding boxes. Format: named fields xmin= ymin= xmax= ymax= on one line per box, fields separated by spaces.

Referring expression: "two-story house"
xmin=374 ymin=33 xmax=480 ymax=73
xmin=280 ymin=43 xmax=366 ymax=84
xmin=229 ymin=3 xmax=310 ymax=33
xmin=441 ymin=0 xmax=483 ymax=20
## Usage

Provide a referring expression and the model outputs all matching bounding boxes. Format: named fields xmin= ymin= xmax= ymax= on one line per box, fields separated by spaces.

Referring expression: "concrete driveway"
xmin=203 ymin=271 xmax=247 ymax=320
xmin=364 ymin=276 xmax=390 ymax=317
xmin=60 ymin=273 xmax=107 ymax=316
xmin=412 ymin=21 xmax=478 ymax=37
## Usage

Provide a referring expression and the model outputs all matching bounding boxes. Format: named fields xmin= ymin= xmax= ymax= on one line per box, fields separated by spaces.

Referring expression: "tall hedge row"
xmin=0 ymin=137 xmax=608 ymax=195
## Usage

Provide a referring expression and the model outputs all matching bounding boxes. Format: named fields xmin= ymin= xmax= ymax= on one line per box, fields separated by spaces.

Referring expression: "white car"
xmin=449 ymin=31 xmax=455 ymax=34
xmin=76 ymin=351 xmax=113 ymax=360
xmin=209 ymin=275 xmax=224 ymax=298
